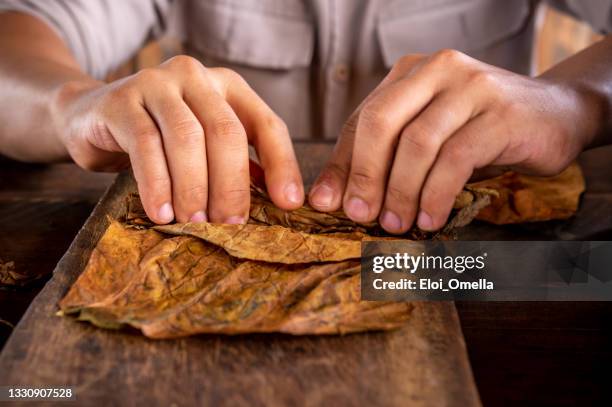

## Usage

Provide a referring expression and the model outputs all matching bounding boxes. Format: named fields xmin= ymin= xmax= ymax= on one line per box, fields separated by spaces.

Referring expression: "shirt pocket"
xmin=376 ymin=0 xmax=531 ymax=68
xmin=186 ymin=0 xmax=314 ymax=70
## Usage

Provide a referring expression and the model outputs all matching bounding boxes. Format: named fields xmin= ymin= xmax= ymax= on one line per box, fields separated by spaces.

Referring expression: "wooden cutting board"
xmin=0 ymin=143 xmax=481 ymax=406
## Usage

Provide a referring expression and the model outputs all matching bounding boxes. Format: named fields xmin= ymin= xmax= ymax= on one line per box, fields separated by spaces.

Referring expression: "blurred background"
xmin=535 ymin=4 xmax=603 ymax=72
xmin=107 ymin=4 xmax=604 ymax=81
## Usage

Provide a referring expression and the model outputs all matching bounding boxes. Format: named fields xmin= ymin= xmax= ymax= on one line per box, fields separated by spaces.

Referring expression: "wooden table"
xmin=1 ymin=143 xmax=611 ymax=406
xmin=0 ymin=159 xmax=114 ymax=348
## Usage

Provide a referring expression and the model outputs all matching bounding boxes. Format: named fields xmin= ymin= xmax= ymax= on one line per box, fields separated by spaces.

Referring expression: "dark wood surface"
xmin=455 ymin=147 xmax=612 ymax=406
xmin=0 ymin=144 xmax=480 ymax=407
xmin=1 ymin=144 xmax=611 ymax=406
xmin=0 ymin=159 xmax=115 ymax=349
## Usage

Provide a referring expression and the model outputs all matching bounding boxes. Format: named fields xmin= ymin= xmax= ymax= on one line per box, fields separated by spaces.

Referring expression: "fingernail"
xmin=284 ymin=182 xmax=302 ymax=205
xmin=417 ymin=210 xmax=434 ymax=230
xmin=189 ymin=211 xmax=207 ymax=223
xmin=158 ymin=202 xmax=174 ymax=223
xmin=345 ymin=196 xmax=369 ymax=222
xmin=381 ymin=210 xmax=402 ymax=232
xmin=310 ymin=183 xmax=334 ymax=208
xmin=224 ymin=216 xmax=245 ymax=225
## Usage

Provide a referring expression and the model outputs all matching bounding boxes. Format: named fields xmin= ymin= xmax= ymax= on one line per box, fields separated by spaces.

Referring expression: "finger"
xmin=308 ymin=111 xmax=357 ymax=211
xmin=379 ymin=91 xmax=477 ymax=234
xmin=184 ymin=73 xmax=250 ymax=224
xmin=217 ymin=68 xmax=304 ymax=209
xmin=418 ymin=114 xmax=505 ymax=231
xmin=143 ymin=90 xmax=208 ymax=223
xmin=107 ymin=103 xmax=174 ymax=224
xmin=309 ymin=55 xmax=426 ymax=212
xmin=342 ymin=62 xmax=443 ymax=223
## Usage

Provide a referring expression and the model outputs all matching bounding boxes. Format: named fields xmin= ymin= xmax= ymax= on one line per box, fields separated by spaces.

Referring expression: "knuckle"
xmin=210 ymin=188 xmax=249 ymax=216
xmin=444 ymin=144 xmax=469 ymax=164
xmin=421 ymin=184 xmax=444 ymax=211
xmin=359 ymin=102 xmax=392 ymax=134
xmin=349 ymin=166 xmax=377 ymax=190
xmin=431 ymin=48 xmax=465 ymax=66
xmin=103 ymin=85 xmax=135 ymax=106
xmin=134 ymin=67 xmax=165 ymax=84
xmin=211 ymin=67 xmax=244 ymax=83
xmin=397 ymin=54 xmax=416 ymax=66
xmin=223 ymin=187 xmax=250 ymax=201
xmin=265 ymin=114 xmax=289 ymax=135
xmin=401 ymin=125 xmax=438 ymax=155
xmin=140 ymin=174 xmax=172 ymax=198
xmin=166 ymin=55 xmax=202 ymax=74
xmin=176 ymin=183 xmax=208 ymax=203
xmin=128 ymin=130 xmax=161 ymax=156
xmin=255 ymin=112 xmax=288 ymax=136
xmin=391 ymin=55 xmax=415 ymax=73
xmin=170 ymin=119 xmax=203 ymax=145
xmin=386 ymin=184 xmax=414 ymax=206
xmin=210 ymin=117 xmax=246 ymax=140
xmin=467 ymin=70 xmax=497 ymax=88
xmin=132 ymin=126 xmax=161 ymax=144
xmin=340 ymin=113 xmax=359 ymax=138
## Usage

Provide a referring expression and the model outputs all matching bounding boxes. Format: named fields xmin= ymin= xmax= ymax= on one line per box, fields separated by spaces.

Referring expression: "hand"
xmin=51 ymin=55 xmax=304 ymax=224
xmin=309 ymin=49 xmax=598 ymax=233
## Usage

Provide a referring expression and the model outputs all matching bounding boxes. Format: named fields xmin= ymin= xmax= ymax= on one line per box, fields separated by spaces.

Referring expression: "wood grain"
xmin=0 ymin=160 xmax=114 ymax=348
xmin=0 ymin=144 xmax=481 ymax=407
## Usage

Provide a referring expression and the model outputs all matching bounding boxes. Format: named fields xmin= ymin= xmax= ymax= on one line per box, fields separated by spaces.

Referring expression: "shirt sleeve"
xmin=0 ymin=0 xmax=172 ymax=79
xmin=547 ymin=0 xmax=612 ymax=33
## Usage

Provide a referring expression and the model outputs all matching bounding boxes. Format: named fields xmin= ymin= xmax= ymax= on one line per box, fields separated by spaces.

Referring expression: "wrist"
xmin=539 ymin=76 xmax=611 ymax=152
xmin=568 ymin=83 xmax=608 ymax=150
xmin=50 ymin=78 xmax=104 ymax=151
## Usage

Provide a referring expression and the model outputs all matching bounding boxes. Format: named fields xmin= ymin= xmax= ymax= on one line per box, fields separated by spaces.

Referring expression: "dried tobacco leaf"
xmin=153 ymin=223 xmax=363 ymax=263
xmin=443 ymin=187 xmax=497 ymax=231
xmin=0 ymin=258 xmax=42 ymax=287
xmin=126 ymin=180 xmax=496 ymax=238
xmin=249 ymin=183 xmax=373 ymax=234
xmin=59 ymin=222 xmax=411 ymax=337
xmin=471 ymin=162 xmax=584 ymax=224
xmin=248 ymin=181 xmax=496 ymax=238
xmin=125 ymin=193 xmax=151 ymax=227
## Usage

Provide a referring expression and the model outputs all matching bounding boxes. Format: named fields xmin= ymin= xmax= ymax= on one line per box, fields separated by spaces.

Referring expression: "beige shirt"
xmin=1 ymin=0 xmax=611 ymax=140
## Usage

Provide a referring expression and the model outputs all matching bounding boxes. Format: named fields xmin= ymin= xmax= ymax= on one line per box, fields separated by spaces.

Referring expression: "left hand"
xmin=308 ymin=49 xmax=597 ymax=233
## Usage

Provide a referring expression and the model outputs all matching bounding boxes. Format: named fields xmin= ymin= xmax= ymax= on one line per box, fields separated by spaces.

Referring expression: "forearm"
xmin=0 ymin=12 xmax=99 ymax=162
xmin=540 ymin=35 xmax=612 ymax=149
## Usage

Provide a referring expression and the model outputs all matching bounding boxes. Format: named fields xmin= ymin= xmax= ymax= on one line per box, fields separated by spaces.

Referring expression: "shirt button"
xmin=333 ymin=63 xmax=350 ymax=82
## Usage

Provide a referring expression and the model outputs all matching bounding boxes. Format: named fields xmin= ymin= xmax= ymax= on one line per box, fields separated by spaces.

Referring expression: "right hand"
xmin=51 ymin=55 xmax=304 ymax=224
